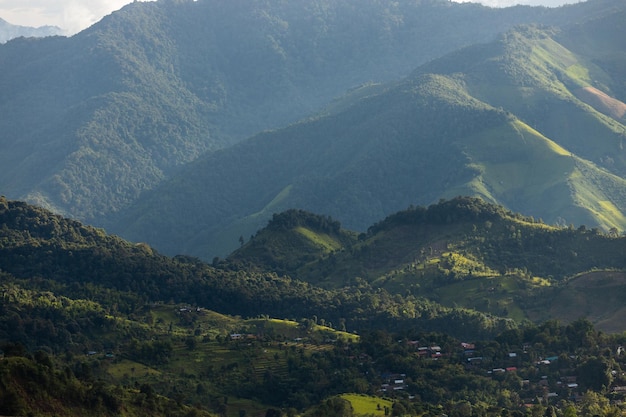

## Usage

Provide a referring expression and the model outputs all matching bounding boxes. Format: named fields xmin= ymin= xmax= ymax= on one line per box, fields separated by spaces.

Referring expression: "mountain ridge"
xmin=111 ymin=16 xmax=626 ymax=258
xmin=1 ymin=0 xmax=622 ymax=226
xmin=229 ymin=196 xmax=626 ymax=330
xmin=0 ymin=17 xmax=62 ymax=43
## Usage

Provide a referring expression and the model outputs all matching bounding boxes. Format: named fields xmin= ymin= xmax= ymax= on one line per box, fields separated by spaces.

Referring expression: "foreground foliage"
xmin=1 ymin=196 xmax=626 ymax=416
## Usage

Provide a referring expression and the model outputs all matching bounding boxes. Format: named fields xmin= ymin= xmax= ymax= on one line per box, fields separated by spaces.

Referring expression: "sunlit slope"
xmin=112 ymin=23 xmax=626 ymax=259
xmin=419 ymin=25 xmax=626 ymax=176
xmin=443 ymin=119 xmax=626 ymax=229
xmin=229 ymin=197 xmax=626 ymax=330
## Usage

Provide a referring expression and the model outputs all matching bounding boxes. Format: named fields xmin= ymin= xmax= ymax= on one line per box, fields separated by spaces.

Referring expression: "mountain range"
xmin=0 ymin=18 xmax=62 ymax=43
xmin=1 ymin=0 xmax=625 ymax=259
xmin=3 ymin=3 xmax=626 ymax=413
xmin=112 ymin=4 xmax=626 ymax=258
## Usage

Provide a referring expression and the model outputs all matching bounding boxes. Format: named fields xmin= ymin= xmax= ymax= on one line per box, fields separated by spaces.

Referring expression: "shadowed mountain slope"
xmin=0 ymin=0 xmax=621 ymax=225
xmin=112 ymin=14 xmax=626 ymax=258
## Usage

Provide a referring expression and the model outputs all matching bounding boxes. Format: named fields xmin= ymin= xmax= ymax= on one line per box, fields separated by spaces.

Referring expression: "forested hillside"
xmin=4 ymin=1 xmax=626 ymax=415
xmin=0 ymin=0 xmax=620 ymax=228
xmin=2 ymin=197 xmax=626 ymax=416
xmin=0 ymin=196 xmax=518 ymax=340
xmin=113 ymin=11 xmax=626 ymax=258
xmin=230 ymin=196 xmax=626 ymax=331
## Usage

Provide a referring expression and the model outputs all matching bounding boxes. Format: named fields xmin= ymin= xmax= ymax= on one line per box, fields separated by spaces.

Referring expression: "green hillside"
xmin=231 ymin=197 xmax=626 ymax=331
xmin=227 ymin=209 xmax=358 ymax=275
xmin=0 ymin=196 xmax=520 ymax=340
xmin=2 ymin=197 xmax=626 ymax=416
xmin=0 ymin=0 xmax=585 ymax=226
xmin=113 ymin=14 xmax=626 ymax=259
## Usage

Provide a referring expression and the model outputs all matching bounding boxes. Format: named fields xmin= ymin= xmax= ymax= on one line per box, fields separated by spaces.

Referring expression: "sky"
xmin=0 ymin=0 xmax=151 ymax=35
xmin=0 ymin=0 xmax=581 ymax=36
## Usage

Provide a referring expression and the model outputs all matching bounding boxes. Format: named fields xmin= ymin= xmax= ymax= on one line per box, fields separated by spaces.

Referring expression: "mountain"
xmin=0 ymin=18 xmax=62 ymax=43
xmin=111 ymin=8 xmax=626 ymax=259
xmin=0 ymin=0 xmax=617 ymax=227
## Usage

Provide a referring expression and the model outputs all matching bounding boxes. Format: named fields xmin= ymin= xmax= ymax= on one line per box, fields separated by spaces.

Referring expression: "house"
xmin=380 ymin=373 xmax=407 ymax=393
xmin=417 ymin=347 xmax=429 ymax=356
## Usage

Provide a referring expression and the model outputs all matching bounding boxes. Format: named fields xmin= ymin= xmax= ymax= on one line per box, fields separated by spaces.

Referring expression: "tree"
xmin=265 ymin=408 xmax=281 ymax=417
xmin=579 ymin=391 xmax=610 ymax=417
xmin=577 ymin=357 xmax=612 ymax=391
xmin=543 ymin=405 xmax=556 ymax=417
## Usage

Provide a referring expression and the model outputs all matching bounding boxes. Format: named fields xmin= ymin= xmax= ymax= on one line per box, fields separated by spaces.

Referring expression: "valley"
xmin=1 ymin=0 xmax=626 ymax=415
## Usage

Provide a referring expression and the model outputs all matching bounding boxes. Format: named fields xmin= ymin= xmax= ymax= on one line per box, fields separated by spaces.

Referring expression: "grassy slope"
xmin=340 ymin=394 xmax=393 ymax=416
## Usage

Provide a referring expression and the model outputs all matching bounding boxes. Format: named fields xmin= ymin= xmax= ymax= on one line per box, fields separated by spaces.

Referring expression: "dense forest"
xmin=1 ymin=196 xmax=626 ymax=416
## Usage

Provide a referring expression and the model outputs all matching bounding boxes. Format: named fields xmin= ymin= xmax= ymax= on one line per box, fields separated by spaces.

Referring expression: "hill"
xmin=229 ymin=197 xmax=626 ymax=331
xmin=112 ymin=11 xmax=626 ymax=258
xmin=227 ymin=209 xmax=358 ymax=275
xmin=0 ymin=196 xmax=518 ymax=339
xmin=0 ymin=0 xmax=620 ymax=227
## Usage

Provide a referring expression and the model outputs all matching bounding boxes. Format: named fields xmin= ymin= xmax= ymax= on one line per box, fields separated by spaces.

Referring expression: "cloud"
xmin=0 ymin=0 xmax=140 ymax=34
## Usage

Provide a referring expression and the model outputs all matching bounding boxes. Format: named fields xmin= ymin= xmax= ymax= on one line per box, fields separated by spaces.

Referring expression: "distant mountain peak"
xmin=0 ymin=17 xmax=63 ymax=43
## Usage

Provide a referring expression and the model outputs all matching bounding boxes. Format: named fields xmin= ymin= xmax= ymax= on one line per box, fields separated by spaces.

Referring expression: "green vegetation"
xmin=0 ymin=0 xmax=575 ymax=227
xmin=233 ymin=196 xmax=626 ymax=332
xmin=340 ymin=394 xmax=393 ymax=416
xmin=113 ymin=13 xmax=626 ymax=259
xmin=1 ymin=196 xmax=626 ymax=416
xmin=2 ymin=1 xmax=626 ymax=415
xmin=0 ymin=0 xmax=625 ymax=260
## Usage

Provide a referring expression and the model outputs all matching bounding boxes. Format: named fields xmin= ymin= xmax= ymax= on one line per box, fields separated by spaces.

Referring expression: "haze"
xmin=0 ymin=0 xmax=581 ymax=36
